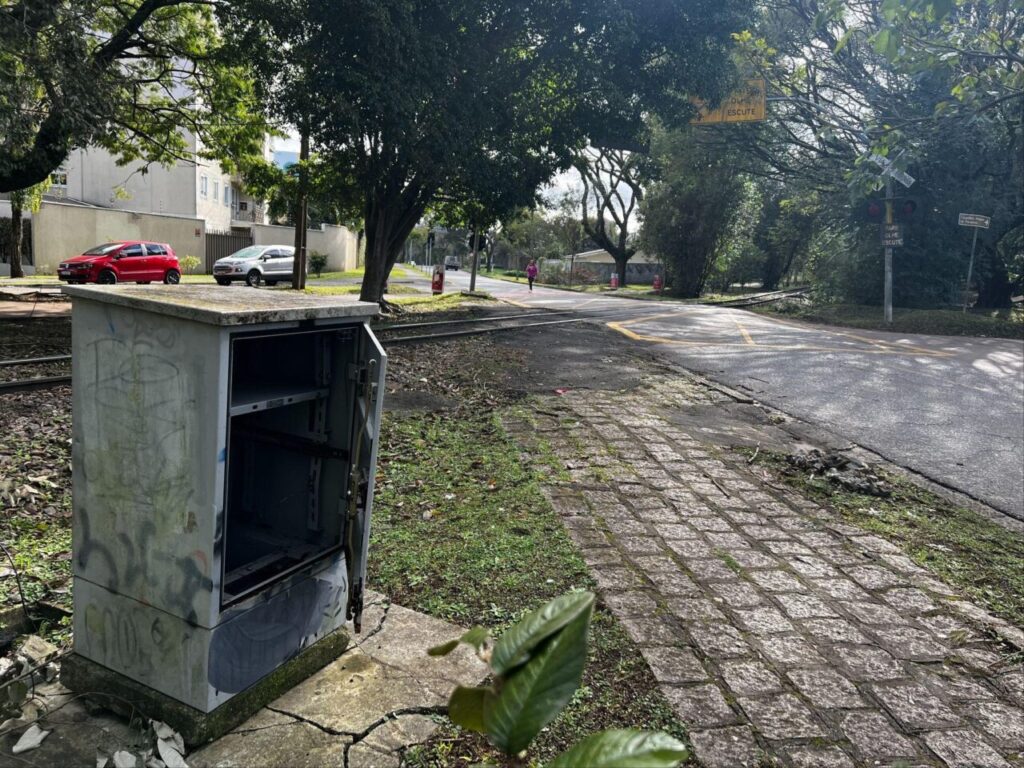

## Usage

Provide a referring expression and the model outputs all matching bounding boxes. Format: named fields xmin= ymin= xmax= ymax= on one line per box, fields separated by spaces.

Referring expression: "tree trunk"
xmin=10 ymin=198 xmax=25 ymax=279
xmin=359 ymin=189 xmax=428 ymax=306
xmin=614 ymin=257 xmax=627 ymax=288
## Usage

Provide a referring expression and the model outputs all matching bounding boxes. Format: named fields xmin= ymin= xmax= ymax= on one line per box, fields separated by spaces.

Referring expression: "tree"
xmin=224 ymin=0 xmax=750 ymax=306
xmin=707 ymin=0 xmax=1023 ymax=309
xmin=640 ymin=127 xmax=747 ymax=297
xmin=0 ymin=0 xmax=265 ymax=193
xmin=6 ymin=180 xmax=48 ymax=278
xmin=553 ymin=192 xmax=587 ymax=287
xmin=500 ymin=209 xmax=562 ymax=270
xmin=576 ymin=147 xmax=648 ymax=287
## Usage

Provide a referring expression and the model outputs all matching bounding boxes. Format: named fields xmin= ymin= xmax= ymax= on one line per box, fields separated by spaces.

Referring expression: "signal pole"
xmin=884 ymin=174 xmax=893 ymax=325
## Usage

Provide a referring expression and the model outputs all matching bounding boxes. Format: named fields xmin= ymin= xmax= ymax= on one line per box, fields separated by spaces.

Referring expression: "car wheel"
xmin=215 ymin=278 xmax=231 ymax=286
xmin=246 ymin=270 xmax=261 ymax=287
xmin=163 ymin=269 xmax=181 ymax=285
xmin=97 ymin=270 xmax=117 ymax=285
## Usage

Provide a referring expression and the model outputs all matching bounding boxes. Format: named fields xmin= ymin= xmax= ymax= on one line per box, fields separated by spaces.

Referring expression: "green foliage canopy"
xmin=0 ymin=0 xmax=267 ymax=193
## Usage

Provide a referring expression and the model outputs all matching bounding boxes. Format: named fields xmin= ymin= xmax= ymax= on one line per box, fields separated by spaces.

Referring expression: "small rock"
xmin=18 ymin=635 xmax=58 ymax=666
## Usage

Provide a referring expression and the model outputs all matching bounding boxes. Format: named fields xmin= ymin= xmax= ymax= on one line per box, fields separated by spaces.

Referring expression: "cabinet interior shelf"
xmin=230 ymin=385 xmax=328 ymax=417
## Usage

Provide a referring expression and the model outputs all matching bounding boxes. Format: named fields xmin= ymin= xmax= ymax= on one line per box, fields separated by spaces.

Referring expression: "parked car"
xmin=57 ymin=241 xmax=180 ymax=285
xmin=212 ymin=245 xmax=297 ymax=287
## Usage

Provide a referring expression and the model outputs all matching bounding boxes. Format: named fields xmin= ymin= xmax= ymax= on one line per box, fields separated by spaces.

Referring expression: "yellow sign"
xmin=691 ymin=79 xmax=767 ymax=125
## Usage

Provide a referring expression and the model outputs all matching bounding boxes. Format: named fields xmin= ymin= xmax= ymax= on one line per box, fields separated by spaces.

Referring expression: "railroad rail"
xmin=707 ymin=286 xmax=810 ymax=308
xmin=0 ymin=306 xmax=651 ymax=394
xmin=0 ymin=293 xmax=808 ymax=394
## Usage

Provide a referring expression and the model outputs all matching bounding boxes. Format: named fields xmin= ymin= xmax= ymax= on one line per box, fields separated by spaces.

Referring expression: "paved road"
xmin=435 ymin=268 xmax=1024 ymax=520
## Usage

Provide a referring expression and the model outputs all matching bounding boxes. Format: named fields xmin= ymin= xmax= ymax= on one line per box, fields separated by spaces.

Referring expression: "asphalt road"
xmin=433 ymin=268 xmax=1024 ymax=520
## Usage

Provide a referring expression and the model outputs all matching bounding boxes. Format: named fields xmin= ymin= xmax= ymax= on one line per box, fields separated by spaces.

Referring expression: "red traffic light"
xmin=897 ymin=199 xmax=917 ymax=219
xmin=866 ymin=200 xmax=883 ymax=220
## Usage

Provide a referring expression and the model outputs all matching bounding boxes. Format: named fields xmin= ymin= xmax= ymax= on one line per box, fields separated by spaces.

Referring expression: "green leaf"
xmin=879 ymin=0 xmax=903 ymax=22
xmin=547 ymin=730 xmax=690 ymax=768
xmin=428 ymin=626 xmax=492 ymax=657
xmin=427 ymin=639 xmax=460 ymax=657
xmin=448 ymin=686 xmax=491 ymax=733
xmin=490 ymin=591 xmax=595 ymax=675
xmin=483 ymin=599 xmax=593 ymax=754
xmin=872 ymin=29 xmax=892 ymax=57
xmin=834 ymin=27 xmax=854 ymax=54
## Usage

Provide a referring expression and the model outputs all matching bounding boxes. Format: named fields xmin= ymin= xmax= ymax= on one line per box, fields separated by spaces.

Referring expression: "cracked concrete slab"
xmin=2 ymin=594 xmax=486 ymax=768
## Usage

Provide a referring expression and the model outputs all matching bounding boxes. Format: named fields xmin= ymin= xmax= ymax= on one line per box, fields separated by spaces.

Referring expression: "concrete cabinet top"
xmin=62 ymin=285 xmax=379 ymax=326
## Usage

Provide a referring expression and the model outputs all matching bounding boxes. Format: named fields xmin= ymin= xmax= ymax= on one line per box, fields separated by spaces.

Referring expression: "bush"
xmin=179 ymin=254 xmax=201 ymax=274
xmin=309 ymin=251 xmax=329 ymax=277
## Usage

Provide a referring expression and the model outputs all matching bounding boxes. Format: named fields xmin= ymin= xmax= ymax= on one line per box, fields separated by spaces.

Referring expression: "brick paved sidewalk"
xmin=506 ymin=377 xmax=1023 ymax=768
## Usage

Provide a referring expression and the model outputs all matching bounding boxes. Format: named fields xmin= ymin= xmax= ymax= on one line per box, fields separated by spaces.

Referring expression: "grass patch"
xmin=755 ymin=302 xmax=1024 ymax=339
xmin=371 ymin=411 xmax=590 ymax=625
xmin=309 ymin=264 xmax=411 ymax=281
xmin=304 ymin=284 xmax=421 ymax=296
xmin=750 ymin=450 xmax=1024 ymax=629
xmin=390 ymin=292 xmax=487 ymax=310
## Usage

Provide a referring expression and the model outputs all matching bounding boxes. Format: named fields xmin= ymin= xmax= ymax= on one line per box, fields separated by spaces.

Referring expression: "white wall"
xmin=31 ymin=201 xmax=205 ymax=271
xmin=59 ymin=134 xmax=236 ymax=232
xmin=63 ymin=145 xmax=198 ymax=219
xmin=252 ymin=223 xmax=359 ymax=272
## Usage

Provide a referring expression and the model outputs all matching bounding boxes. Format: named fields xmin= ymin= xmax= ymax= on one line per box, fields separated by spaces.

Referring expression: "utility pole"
xmin=292 ymin=125 xmax=309 ymax=290
xmin=884 ymin=174 xmax=893 ymax=325
xmin=469 ymin=227 xmax=480 ymax=292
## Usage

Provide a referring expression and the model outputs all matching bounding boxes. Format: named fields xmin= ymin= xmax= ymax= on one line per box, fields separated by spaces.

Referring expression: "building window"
xmin=200 ymin=175 xmax=208 ymax=198
xmin=224 ymin=182 xmax=231 ymax=207
xmin=50 ymin=167 xmax=68 ymax=188
xmin=212 ymin=180 xmax=219 ymax=202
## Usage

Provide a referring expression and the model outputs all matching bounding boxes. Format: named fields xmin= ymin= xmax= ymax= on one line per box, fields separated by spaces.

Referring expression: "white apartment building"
xmin=50 ymin=132 xmax=267 ymax=231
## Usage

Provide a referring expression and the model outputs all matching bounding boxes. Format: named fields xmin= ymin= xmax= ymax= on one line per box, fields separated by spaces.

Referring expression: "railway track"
xmin=0 ymin=305 xmax=653 ymax=394
xmin=0 ymin=292 xmax=811 ymax=394
xmin=707 ymin=286 xmax=810 ymax=308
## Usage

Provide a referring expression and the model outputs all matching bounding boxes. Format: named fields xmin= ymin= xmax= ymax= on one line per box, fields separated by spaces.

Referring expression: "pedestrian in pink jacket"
xmin=526 ymin=259 xmax=538 ymax=291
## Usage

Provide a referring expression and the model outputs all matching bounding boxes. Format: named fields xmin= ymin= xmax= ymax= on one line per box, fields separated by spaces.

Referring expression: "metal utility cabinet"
xmin=63 ymin=285 xmax=385 ymax=715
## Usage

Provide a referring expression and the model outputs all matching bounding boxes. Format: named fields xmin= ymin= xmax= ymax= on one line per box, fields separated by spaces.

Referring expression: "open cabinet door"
xmin=344 ymin=322 xmax=387 ymax=632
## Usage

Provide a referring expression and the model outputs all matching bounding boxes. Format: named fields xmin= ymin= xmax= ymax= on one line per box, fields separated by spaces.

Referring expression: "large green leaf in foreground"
xmin=483 ymin=597 xmax=593 ymax=753
xmin=490 ymin=591 xmax=595 ymax=675
xmin=547 ymin=729 xmax=689 ymax=768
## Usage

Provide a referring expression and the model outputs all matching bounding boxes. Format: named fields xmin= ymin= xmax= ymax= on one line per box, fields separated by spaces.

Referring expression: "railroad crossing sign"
xmin=868 ymin=153 xmax=915 ymax=188
xmin=691 ymin=80 xmax=767 ymax=125
xmin=958 ymin=213 xmax=990 ymax=229
xmin=880 ymin=223 xmax=904 ymax=247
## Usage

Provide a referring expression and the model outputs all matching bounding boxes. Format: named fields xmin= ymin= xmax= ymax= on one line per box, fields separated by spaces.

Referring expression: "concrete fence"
xmin=1 ymin=199 xmax=360 ymax=276
xmin=28 ymin=200 xmax=206 ymax=273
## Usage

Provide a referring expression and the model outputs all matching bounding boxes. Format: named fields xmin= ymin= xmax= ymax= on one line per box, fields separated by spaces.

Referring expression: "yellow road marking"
xmin=731 ymin=313 xmax=756 ymax=346
xmin=745 ymin=311 xmax=939 ymax=355
xmin=605 ymin=322 xmax=952 ymax=357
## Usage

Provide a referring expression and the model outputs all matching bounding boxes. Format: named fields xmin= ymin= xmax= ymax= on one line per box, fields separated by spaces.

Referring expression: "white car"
xmin=213 ymin=245 xmax=297 ymax=287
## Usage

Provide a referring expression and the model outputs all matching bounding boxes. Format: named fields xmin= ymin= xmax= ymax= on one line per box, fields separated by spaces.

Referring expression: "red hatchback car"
xmin=57 ymin=241 xmax=181 ymax=285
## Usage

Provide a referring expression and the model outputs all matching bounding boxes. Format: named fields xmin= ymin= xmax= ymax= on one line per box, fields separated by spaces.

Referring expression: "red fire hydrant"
xmin=653 ymin=274 xmax=663 ymax=293
xmin=431 ymin=264 xmax=445 ymax=295
xmin=610 ymin=273 xmax=620 ymax=290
